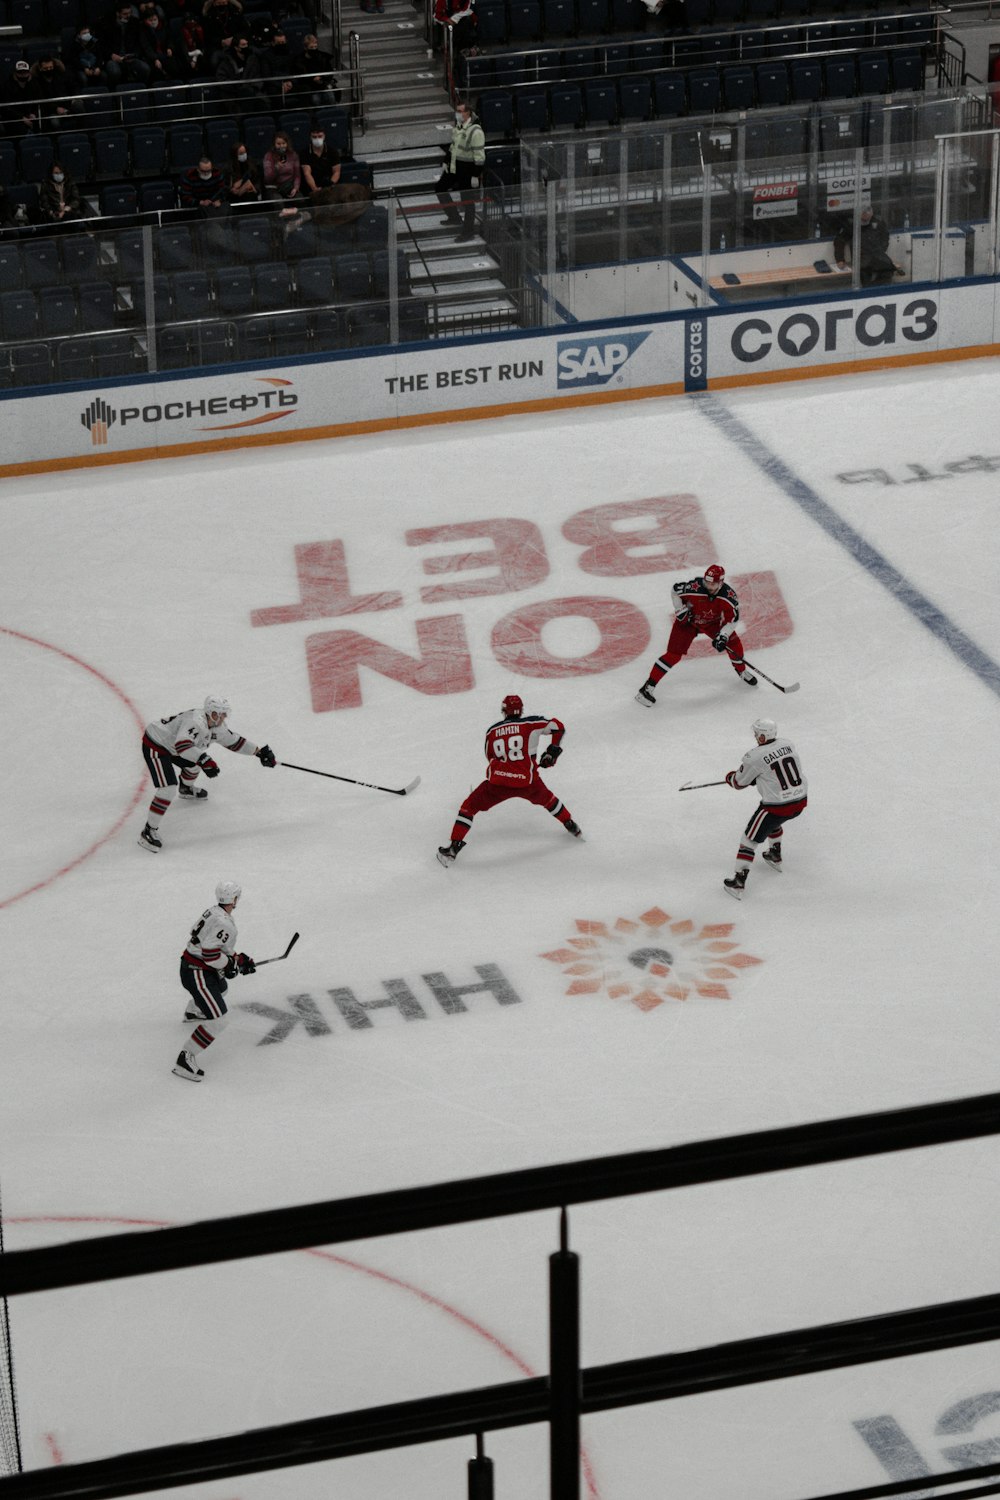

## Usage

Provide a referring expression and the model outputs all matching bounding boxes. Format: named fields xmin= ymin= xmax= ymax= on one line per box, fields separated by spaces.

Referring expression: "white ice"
xmin=2 ymin=362 xmax=999 ymax=1500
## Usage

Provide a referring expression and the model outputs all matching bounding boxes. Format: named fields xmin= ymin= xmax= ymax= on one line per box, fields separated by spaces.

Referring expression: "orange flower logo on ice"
xmin=541 ymin=906 xmax=763 ymax=1010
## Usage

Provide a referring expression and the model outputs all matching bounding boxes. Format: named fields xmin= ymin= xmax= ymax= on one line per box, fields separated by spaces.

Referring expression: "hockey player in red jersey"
xmin=636 ymin=565 xmax=757 ymax=706
xmin=437 ymin=695 xmax=583 ymax=867
xmin=722 ymin=718 xmax=808 ymax=900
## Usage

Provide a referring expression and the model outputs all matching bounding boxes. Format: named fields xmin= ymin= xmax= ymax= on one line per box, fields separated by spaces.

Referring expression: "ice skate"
xmin=564 ymin=820 xmax=584 ymax=839
xmin=761 ymin=844 xmax=782 ymax=872
xmin=739 ymin=672 xmax=758 ymax=687
xmin=172 ymin=1049 xmax=204 ymax=1082
xmin=723 ymin=869 xmax=748 ymax=900
xmin=178 ymin=782 xmax=208 ymax=800
xmin=436 ymin=840 xmax=465 ymax=868
xmin=138 ymin=822 xmax=162 ymax=852
xmin=635 ymin=682 xmax=656 ymax=707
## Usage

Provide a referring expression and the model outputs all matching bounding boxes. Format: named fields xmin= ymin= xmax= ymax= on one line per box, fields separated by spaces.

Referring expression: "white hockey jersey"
xmin=183 ymin=903 xmax=238 ymax=972
xmin=733 ymin=737 xmax=808 ymax=805
xmin=144 ymin=709 xmax=259 ymax=767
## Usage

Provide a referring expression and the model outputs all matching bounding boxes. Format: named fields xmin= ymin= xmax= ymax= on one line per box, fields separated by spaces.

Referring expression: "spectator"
xmin=261 ymin=26 xmax=297 ymax=107
xmin=437 ymin=97 xmax=484 ymax=241
xmin=301 ymin=127 xmax=340 ymax=193
xmin=140 ymin=11 xmax=183 ymax=80
xmin=262 ymin=130 xmax=301 ymax=203
xmin=433 ymin=0 xmax=476 ymax=55
xmin=178 ymin=13 xmax=210 ymax=74
xmin=290 ymin=33 xmax=339 ymax=105
xmin=215 ymin=32 xmax=267 ymax=104
xmin=68 ymin=24 xmax=110 ymax=89
xmin=178 ymin=155 xmax=227 ymax=214
xmin=38 ymin=161 xmax=86 ymax=223
xmin=225 ymin=141 xmax=263 ymax=202
xmin=834 ymin=205 xmax=905 ymax=286
xmin=102 ymin=2 xmax=153 ymax=84
xmin=0 ymin=60 xmax=42 ymax=135
xmin=137 ymin=0 xmax=167 ymax=22
xmin=28 ymin=56 xmax=71 ymax=121
xmin=202 ymin=0 xmax=250 ymax=57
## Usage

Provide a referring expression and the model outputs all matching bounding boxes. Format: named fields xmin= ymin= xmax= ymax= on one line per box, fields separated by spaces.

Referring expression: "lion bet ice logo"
xmin=542 ymin=907 xmax=763 ymax=1008
xmin=556 ymin=331 xmax=650 ymax=389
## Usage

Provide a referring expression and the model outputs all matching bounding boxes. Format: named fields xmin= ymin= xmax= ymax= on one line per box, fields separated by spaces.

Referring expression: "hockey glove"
xmin=236 ymin=952 xmax=256 ymax=975
xmin=712 ymin=633 xmax=730 ymax=653
xmin=257 ymin=744 xmax=277 ymax=768
xmin=676 ymin=608 xmax=695 ymax=627
xmin=223 ymin=954 xmax=239 ymax=979
xmin=539 ymin=746 xmax=562 ymax=769
xmin=725 ymin=770 xmax=741 ymax=789
xmin=199 ymin=756 xmax=221 ymax=778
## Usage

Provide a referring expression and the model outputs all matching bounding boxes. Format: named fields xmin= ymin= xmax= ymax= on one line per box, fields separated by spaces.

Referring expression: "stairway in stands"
xmin=348 ymin=0 xmax=520 ymax=333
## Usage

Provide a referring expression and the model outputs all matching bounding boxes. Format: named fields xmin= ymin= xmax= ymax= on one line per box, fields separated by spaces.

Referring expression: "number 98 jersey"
xmin=484 ymin=713 xmax=564 ymax=787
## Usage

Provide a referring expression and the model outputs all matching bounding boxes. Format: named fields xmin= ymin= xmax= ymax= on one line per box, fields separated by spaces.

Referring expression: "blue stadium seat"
xmin=474 ymin=0 xmax=507 ymax=43
xmin=22 ymin=238 xmax=60 ymax=289
xmin=157 ymin=224 xmax=195 ymax=272
xmin=253 ymin=260 xmax=292 ymax=310
xmin=713 ymin=0 xmax=744 ymax=23
xmin=819 ymin=109 xmax=861 ymax=152
xmin=531 ymin=47 xmax=562 ymax=82
xmin=55 ymin=132 xmax=91 ymax=182
xmin=10 ymin=344 xmax=52 ymax=387
xmin=672 ymin=37 xmax=704 ymax=67
xmin=335 ymin=252 xmax=371 ymax=300
xmin=653 ymin=70 xmax=686 ymax=116
xmin=235 ymin=214 xmax=278 ymax=262
xmin=0 ymin=289 xmax=39 ymax=342
xmin=346 ymin=306 xmax=390 ymax=348
xmin=491 ymin=52 xmax=526 ymax=85
xmin=805 ymin=20 xmax=833 ymax=49
xmin=171 ymin=270 xmax=212 ymax=321
xmin=823 ymin=55 xmax=857 ymax=98
xmin=6 ymin=183 xmax=38 ymax=223
xmin=721 ymin=63 xmax=754 ymax=108
xmin=630 ymin=39 xmax=662 ymax=71
xmin=18 ymin=135 xmax=54 ymax=184
xmin=399 ymin=298 xmax=429 ymax=343
xmin=770 ymin=115 xmax=807 ymax=155
xmin=39 ymin=286 xmax=78 ymax=338
xmin=602 ymin=42 xmax=630 ymax=76
xmin=237 ymin=317 xmax=275 ymax=363
xmin=78 ymin=280 xmax=115 ymax=331
xmin=131 ymin=126 xmax=167 ymax=177
xmin=507 ymin=0 xmax=541 ymax=40
xmin=214 ymin=264 xmax=252 ymax=316
xmin=283 ymin=220 xmax=319 ymax=260
xmin=94 ymin=131 xmax=129 ymax=179
xmin=515 ymin=86 xmax=549 ymax=130
xmin=608 ymin=0 xmax=642 ymax=28
xmin=0 ymin=240 xmax=22 ymax=290
xmin=140 ymin=179 xmax=176 ymax=213
xmin=559 ymin=44 xmax=594 ymax=78
xmin=168 ymin=123 xmax=205 ymax=172
xmin=204 ymin=117 xmax=240 ymax=165
xmin=543 ymin=0 xmax=576 ymax=34
xmin=277 ymin=110 xmax=311 ymax=154
xmin=10 ymin=0 xmax=47 ymax=37
xmin=0 ymin=141 xmax=16 ymax=189
xmin=767 ymin=24 xmax=804 ymax=55
xmin=314 ymin=107 xmax=352 ymax=155
xmin=789 ymin=59 xmax=822 ymax=100
xmin=296 ymin=255 xmax=335 ymax=303
xmin=574 ymin=0 xmax=607 ymax=30
xmin=484 ymin=146 xmax=519 ymax=184
xmin=272 ymin=310 xmax=313 ymax=358
xmin=116 ymin=89 xmax=149 ymax=126
xmin=478 ymin=89 xmax=515 ymax=136
xmin=549 ymin=82 xmax=583 ymax=126
xmin=242 ymin=114 xmax=276 ymax=161
xmin=903 ymin=12 xmax=935 ymax=48
xmin=618 ymin=75 xmax=651 ymax=120
xmin=584 ymin=79 xmax=617 ymax=124
xmin=891 ymin=50 xmax=924 ymax=92
xmin=744 ymin=117 xmax=771 ymax=161
xmin=830 ymin=19 xmax=865 ymax=50
xmin=371 ymin=248 xmax=409 ymax=296
xmin=60 ymin=234 xmax=99 ymax=281
xmin=354 ymin=204 xmax=389 ymax=248
xmin=687 ymin=66 xmax=722 ymax=113
xmin=755 ymin=59 xmax=789 ymax=106
xmin=857 ymin=49 xmax=889 ymax=95
xmin=157 ymin=324 xmax=196 ymax=369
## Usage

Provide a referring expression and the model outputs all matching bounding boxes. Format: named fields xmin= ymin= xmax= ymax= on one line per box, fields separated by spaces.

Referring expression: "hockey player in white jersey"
xmin=138 ymin=696 xmax=277 ymax=852
xmin=723 ymin=719 xmax=808 ymax=900
xmin=173 ymin=880 xmax=256 ymax=1082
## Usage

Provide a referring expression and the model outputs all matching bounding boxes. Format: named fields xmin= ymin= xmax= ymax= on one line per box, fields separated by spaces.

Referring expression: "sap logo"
xmin=556 ymin=332 xmax=650 ymax=389
xmin=731 ymin=298 xmax=938 ymax=364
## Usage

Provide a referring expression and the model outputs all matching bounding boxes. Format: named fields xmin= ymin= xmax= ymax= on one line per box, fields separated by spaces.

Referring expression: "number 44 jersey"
xmin=734 ymin=736 xmax=808 ymax=805
xmin=484 ymin=713 xmax=565 ymax=788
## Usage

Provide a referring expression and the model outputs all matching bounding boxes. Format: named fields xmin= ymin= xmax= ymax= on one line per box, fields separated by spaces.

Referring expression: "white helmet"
xmin=752 ymin=718 xmax=777 ymax=743
xmin=215 ymin=880 xmax=242 ymax=907
xmin=204 ymin=695 xmax=231 ymax=721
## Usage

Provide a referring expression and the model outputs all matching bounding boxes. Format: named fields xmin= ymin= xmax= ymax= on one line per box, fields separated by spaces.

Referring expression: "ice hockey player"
xmin=636 ymin=564 xmax=756 ymax=706
xmin=437 ymin=694 xmax=583 ymax=867
xmin=138 ymin=695 xmax=277 ymax=852
xmin=722 ymin=719 xmax=808 ymax=900
xmin=173 ymin=880 xmax=255 ymax=1082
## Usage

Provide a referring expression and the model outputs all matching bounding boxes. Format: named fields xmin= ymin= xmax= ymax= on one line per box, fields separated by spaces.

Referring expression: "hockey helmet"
xmin=752 ymin=718 xmax=777 ymax=744
xmin=703 ymin=564 xmax=725 ymax=587
xmin=204 ymin=695 xmax=231 ymax=723
xmin=501 ymin=694 xmax=524 ymax=719
xmin=215 ymin=880 xmax=242 ymax=907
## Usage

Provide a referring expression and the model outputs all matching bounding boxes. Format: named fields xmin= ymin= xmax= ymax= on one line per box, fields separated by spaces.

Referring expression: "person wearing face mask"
xmin=301 ymin=128 xmax=341 ymax=193
xmin=140 ymin=11 xmax=182 ymax=80
xmin=261 ymin=27 xmax=297 ymax=108
xmin=28 ymin=55 xmax=70 ymax=119
xmin=226 ymin=141 xmax=263 ymax=202
xmin=101 ymin=6 xmax=152 ymax=84
xmin=178 ymin=155 xmax=227 ymax=214
xmin=290 ymin=33 xmax=340 ymax=106
xmin=70 ymin=25 xmax=109 ymax=89
xmin=262 ymin=132 xmax=301 ymax=202
xmin=437 ymin=97 xmax=485 ymax=242
xmin=39 ymin=161 xmax=85 ymax=223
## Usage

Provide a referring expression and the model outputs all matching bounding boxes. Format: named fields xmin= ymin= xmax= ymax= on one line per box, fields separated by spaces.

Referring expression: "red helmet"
xmin=501 ymin=694 xmax=523 ymax=718
xmin=703 ymin=564 xmax=725 ymax=584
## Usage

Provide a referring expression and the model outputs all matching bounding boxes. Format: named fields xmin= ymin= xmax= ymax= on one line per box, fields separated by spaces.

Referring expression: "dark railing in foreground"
xmin=1 ymin=1091 xmax=998 ymax=1500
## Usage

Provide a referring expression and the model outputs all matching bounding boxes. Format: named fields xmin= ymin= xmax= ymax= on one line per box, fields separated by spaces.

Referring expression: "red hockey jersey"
xmin=484 ymin=713 xmax=564 ymax=787
xmin=671 ymin=577 xmax=740 ymax=639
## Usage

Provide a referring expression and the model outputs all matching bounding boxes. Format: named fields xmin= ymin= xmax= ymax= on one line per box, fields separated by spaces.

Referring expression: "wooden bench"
xmin=710 ymin=263 xmax=853 ymax=299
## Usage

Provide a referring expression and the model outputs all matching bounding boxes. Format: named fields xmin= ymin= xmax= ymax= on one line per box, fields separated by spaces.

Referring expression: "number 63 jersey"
xmin=734 ymin=736 xmax=808 ymax=805
xmin=484 ymin=713 xmax=564 ymax=787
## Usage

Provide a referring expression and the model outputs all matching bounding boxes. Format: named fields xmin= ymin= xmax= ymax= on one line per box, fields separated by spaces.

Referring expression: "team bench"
xmin=709 ymin=261 xmax=853 ymax=299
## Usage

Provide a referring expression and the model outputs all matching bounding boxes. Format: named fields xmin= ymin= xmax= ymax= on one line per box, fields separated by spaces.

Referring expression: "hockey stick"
xmin=733 ymin=657 xmax=800 ymax=694
xmin=254 ymin=933 xmax=300 ymax=968
xmin=679 ymin=780 xmax=728 ymax=791
xmin=279 ymin=762 xmax=421 ymax=796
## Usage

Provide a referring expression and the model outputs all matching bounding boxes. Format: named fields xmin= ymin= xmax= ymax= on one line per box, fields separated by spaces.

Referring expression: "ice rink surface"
xmin=2 ymin=361 xmax=1000 ymax=1499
